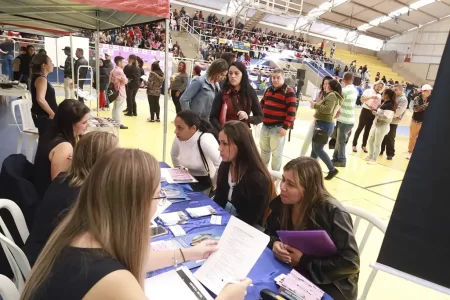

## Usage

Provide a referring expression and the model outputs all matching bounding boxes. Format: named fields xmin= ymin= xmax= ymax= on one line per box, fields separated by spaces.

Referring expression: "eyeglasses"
xmin=153 ymin=191 xmax=167 ymax=206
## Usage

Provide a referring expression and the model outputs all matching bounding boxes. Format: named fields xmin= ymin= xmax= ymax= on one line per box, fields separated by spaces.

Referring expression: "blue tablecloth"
xmin=154 ymin=163 xmax=332 ymax=300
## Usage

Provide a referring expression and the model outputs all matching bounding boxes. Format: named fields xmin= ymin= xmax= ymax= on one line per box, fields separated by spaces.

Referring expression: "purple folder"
xmin=277 ymin=230 xmax=337 ymax=257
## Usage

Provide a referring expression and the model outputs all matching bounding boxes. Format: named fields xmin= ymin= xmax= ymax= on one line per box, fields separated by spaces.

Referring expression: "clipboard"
xmin=276 ymin=230 xmax=337 ymax=257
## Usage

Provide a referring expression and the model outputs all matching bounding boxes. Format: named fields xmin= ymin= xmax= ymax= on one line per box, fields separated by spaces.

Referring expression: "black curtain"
xmin=377 ymin=33 xmax=450 ymax=288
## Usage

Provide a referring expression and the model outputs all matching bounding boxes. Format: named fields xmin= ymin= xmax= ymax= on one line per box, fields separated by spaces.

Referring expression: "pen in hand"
xmin=221 ymin=279 xmax=254 ymax=287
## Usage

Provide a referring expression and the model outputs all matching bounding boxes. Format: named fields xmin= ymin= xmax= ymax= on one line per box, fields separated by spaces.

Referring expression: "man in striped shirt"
xmin=260 ymin=69 xmax=297 ymax=171
xmin=332 ymin=73 xmax=357 ymax=167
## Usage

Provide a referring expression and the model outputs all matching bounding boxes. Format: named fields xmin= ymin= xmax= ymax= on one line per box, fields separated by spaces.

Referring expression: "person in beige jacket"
xmin=309 ymin=79 xmax=343 ymax=180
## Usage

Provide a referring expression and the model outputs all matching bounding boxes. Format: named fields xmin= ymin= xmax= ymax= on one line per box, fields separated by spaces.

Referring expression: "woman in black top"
xmin=123 ymin=54 xmax=141 ymax=116
xmin=33 ymin=99 xmax=90 ymax=200
xmin=265 ymin=157 xmax=359 ymax=300
xmin=30 ymin=54 xmax=58 ymax=138
xmin=24 ymin=131 xmax=119 ymax=266
xmin=214 ymin=121 xmax=274 ymax=227
xmin=21 ymin=148 xmax=251 ymax=300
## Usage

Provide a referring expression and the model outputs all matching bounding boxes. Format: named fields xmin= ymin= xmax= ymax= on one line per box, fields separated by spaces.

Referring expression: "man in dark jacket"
xmin=19 ymin=45 xmax=35 ymax=89
xmin=103 ymin=53 xmax=114 ymax=107
xmin=59 ymin=46 xmax=75 ymax=99
xmin=74 ymin=48 xmax=88 ymax=102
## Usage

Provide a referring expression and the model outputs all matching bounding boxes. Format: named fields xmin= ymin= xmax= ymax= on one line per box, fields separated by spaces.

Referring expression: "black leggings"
xmin=171 ymin=90 xmax=183 ymax=114
xmin=126 ymin=86 xmax=139 ymax=114
xmin=32 ymin=114 xmax=53 ymax=139
xmin=147 ymin=95 xmax=160 ymax=120
xmin=352 ymin=108 xmax=375 ymax=147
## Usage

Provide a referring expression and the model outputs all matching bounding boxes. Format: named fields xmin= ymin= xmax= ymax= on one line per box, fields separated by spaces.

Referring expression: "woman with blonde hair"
xmin=24 ymin=131 xmax=119 ymax=266
xmin=265 ymin=157 xmax=359 ymax=300
xmin=21 ymin=148 xmax=251 ymax=300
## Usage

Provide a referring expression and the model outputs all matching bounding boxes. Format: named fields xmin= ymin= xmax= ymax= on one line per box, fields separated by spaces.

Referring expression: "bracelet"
xmin=179 ymin=248 xmax=186 ymax=263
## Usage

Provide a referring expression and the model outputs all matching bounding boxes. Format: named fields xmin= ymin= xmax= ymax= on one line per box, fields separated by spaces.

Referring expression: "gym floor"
xmin=0 ymin=85 xmax=448 ymax=300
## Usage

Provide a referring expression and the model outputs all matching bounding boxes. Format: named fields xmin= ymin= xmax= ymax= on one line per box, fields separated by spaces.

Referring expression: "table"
xmin=86 ymin=116 xmax=120 ymax=138
xmin=154 ymin=163 xmax=332 ymax=300
xmin=0 ymin=85 xmax=30 ymax=106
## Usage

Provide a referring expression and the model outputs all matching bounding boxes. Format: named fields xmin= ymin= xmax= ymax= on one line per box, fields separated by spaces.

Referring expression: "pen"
xmin=221 ymin=279 xmax=254 ymax=287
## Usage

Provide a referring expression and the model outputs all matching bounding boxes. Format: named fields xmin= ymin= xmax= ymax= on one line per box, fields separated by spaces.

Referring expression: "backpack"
xmin=107 ymin=83 xmax=119 ymax=102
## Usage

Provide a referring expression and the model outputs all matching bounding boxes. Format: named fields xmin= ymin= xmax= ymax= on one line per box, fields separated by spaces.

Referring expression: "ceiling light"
xmin=410 ymin=0 xmax=436 ymax=10
xmin=389 ymin=7 xmax=409 ymax=17
xmin=358 ymin=24 xmax=373 ymax=31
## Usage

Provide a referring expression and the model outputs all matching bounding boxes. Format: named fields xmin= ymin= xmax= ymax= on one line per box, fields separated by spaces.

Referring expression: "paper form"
xmin=194 ymin=216 xmax=269 ymax=295
xmin=145 ymin=266 xmax=214 ymax=300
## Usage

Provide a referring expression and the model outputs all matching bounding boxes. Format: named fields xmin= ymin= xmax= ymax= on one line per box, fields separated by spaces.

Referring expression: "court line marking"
xmin=332 ymin=176 xmax=397 ymax=202
xmin=364 ymin=180 xmax=403 ymax=189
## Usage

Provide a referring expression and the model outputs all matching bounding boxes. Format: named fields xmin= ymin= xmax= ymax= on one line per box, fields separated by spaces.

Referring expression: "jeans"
xmin=381 ymin=124 xmax=398 ymax=157
xmin=2 ymin=55 xmax=13 ymax=80
xmin=63 ymin=77 xmax=75 ymax=99
xmin=367 ymin=122 xmax=390 ymax=161
xmin=77 ymin=82 xmax=84 ymax=102
xmin=311 ymin=120 xmax=335 ymax=171
xmin=148 ymin=95 xmax=160 ymax=120
xmin=126 ymin=86 xmax=138 ymax=114
xmin=333 ymin=122 xmax=354 ymax=163
xmin=112 ymin=95 xmax=126 ymax=125
xmin=300 ymin=121 xmax=315 ymax=156
xmin=260 ymin=125 xmax=286 ymax=171
xmin=352 ymin=108 xmax=375 ymax=147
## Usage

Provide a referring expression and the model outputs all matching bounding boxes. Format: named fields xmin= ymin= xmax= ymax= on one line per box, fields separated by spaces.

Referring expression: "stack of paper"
xmin=278 ymin=269 xmax=324 ymax=300
xmin=161 ymin=168 xmax=198 ymax=184
xmin=145 ymin=266 xmax=213 ymax=300
xmin=162 ymin=184 xmax=188 ymax=200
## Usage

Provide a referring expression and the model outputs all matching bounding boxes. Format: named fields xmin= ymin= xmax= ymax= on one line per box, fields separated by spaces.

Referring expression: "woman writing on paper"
xmin=265 ymin=157 xmax=359 ymax=300
xmin=21 ymin=148 xmax=251 ymax=300
xmin=214 ymin=121 xmax=274 ymax=228
xmin=171 ymin=110 xmax=221 ymax=194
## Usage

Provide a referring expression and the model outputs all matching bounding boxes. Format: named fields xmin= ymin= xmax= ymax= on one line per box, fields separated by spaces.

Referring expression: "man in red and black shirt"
xmin=260 ymin=69 xmax=297 ymax=171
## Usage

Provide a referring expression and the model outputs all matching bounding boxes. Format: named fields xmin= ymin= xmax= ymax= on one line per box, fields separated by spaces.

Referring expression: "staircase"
xmin=170 ymin=30 xmax=200 ymax=60
xmin=243 ymin=11 xmax=267 ymax=31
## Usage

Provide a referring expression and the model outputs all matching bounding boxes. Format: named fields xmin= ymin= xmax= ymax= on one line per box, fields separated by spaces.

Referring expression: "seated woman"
xmin=21 ymin=148 xmax=251 ymax=300
xmin=265 ymin=157 xmax=360 ymax=300
xmin=210 ymin=62 xmax=263 ymax=130
xmin=24 ymin=131 xmax=118 ymax=266
xmin=214 ymin=121 xmax=273 ymax=228
xmin=33 ymin=99 xmax=90 ymax=200
xmin=171 ymin=110 xmax=221 ymax=193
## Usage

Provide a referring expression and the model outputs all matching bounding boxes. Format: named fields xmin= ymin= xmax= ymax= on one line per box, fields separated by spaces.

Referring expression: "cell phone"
xmin=151 ymin=226 xmax=168 ymax=238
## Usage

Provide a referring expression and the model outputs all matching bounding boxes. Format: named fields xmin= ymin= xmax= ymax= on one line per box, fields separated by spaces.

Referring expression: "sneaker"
xmin=124 ymin=113 xmax=133 ymax=116
xmin=387 ymin=156 xmax=393 ymax=160
xmin=362 ymin=146 xmax=368 ymax=153
xmin=406 ymin=153 xmax=412 ymax=160
xmin=156 ymin=119 xmax=161 ymax=122
xmin=133 ymin=113 xmax=137 ymax=116
xmin=363 ymin=156 xmax=371 ymax=161
xmin=352 ymin=146 xmax=357 ymax=153
xmin=123 ymin=109 xmax=128 ymax=113
xmin=379 ymin=152 xmax=384 ymax=156
xmin=333 ymin=161 xmax=346 ymax=168
xmin=120 ymin=125 xmax=128 ymax=129
xmin=367 ymin=160 xmax=377 ymax=165
xmin=325 ymin=168 xmax=339 ymax=180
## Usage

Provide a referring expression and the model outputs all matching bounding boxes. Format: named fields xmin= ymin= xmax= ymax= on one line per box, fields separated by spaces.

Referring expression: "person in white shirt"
xmin=352 ymin=81 xmax=384 ymax=153
xmin=171 ymin=110 xmax=221 ymax=194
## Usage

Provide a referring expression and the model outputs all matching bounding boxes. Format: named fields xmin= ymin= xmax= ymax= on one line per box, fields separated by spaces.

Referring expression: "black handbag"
xmin=312 ymin=127 xmax=329 ymax=144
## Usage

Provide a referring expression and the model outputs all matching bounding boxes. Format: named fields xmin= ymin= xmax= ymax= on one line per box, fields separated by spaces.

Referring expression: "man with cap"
xmin=103 ymin=52 xmax=114 ymax=108
xmin=74 ymin=48 xmax=88 ymax=102
xmin=60 ymin=46 xmax=75 ymax=99
xmin=408 ymin=84 xmax=432 ymax=160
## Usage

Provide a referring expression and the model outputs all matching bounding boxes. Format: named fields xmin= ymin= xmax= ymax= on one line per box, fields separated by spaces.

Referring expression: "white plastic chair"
xmin=269 ymin=170 xmax=282 ymax=194
xmin=11 ymin=99 xmax=39 ymax=163
xmin=0 ymin=274 xmax=20 ymax=300
xmin=343 ymin=204 xmax=387 ymax=300
xmin=0 ymin=199 xmax=29 ymax=243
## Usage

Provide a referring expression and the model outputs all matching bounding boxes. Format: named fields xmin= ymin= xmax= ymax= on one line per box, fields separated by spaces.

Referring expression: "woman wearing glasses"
xmin=21 ymin=148 xmax=251 ymax=300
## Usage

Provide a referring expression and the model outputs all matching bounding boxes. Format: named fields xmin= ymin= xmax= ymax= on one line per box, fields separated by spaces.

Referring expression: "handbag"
xmin=312 ymin=127 xmax=329 ymax=144
xmin=106 ymin=83 xmax=119 ymax=102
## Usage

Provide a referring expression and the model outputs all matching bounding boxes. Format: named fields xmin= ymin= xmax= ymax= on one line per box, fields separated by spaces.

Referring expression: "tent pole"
xmin=70 ymin=32 xmax=75 ymax=98
xmin=95 ymin=12 xmax=100 ymax=117
xmin=55 ymin=38 xmax=59 ymax=86
xmin=163 ymin=18 xmax=170 ymax=162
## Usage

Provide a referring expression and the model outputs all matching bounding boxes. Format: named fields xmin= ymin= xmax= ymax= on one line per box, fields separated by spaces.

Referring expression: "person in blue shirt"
xmin=356 ymin=85 xmax=363 ymax=106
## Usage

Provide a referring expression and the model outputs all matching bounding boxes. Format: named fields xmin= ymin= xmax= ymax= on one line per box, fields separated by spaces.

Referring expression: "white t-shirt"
xmin=171 ymin=131 xmax=221 ymax=184
xmin=362 ymin=89 xmax=382 ymax=110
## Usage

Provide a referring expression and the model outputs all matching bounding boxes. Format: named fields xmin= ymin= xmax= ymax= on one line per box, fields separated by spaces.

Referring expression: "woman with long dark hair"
xmin=265 ymin=157 xmax=359 ymax=300
xmin=214 ymin=121 xmax=274 ymax=227
xmin=309 ymin=79 xmax=342 ymax=180
xmin=146 ymin=61 xmax=164 ymax=122
xmin=33 ymin=99 xmax=90 ymax=200
xmin=210 ymin=62 xmax=263 ymax=130
xmin=300 ymin=76 xmax=333 ymax=156
xmin=123 ymin=54 xmax=141 ymax=116
xmin=171 ymin=110 xmax=221 ymax=193
xmin=30 ymin=54 xmax=57 ymax=138
xmin=170 ymin=61 xmax=189 ymax=114
xmin=366 ymin=88 xmax=396 ymax=165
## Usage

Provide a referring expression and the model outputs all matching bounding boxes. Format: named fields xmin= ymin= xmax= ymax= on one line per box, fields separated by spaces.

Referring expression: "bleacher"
xmin=331 ymin=48 xmax=405 ymax=83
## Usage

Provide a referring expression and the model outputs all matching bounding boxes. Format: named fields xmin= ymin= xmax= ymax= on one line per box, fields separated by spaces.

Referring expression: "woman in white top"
xmin=171 ymin=110 xmax=221 ymax=194
xmin=352 ymin=81 xmax=384 ymax=153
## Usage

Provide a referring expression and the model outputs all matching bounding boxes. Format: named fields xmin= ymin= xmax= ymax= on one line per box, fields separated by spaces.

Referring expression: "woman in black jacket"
xmin=265 ymin=157 xmax=359 ymax=300
xmin=214 ymin=121 xmax=274 ymax=228
xmin=123 ymin=54 xmax=141 ymax=116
